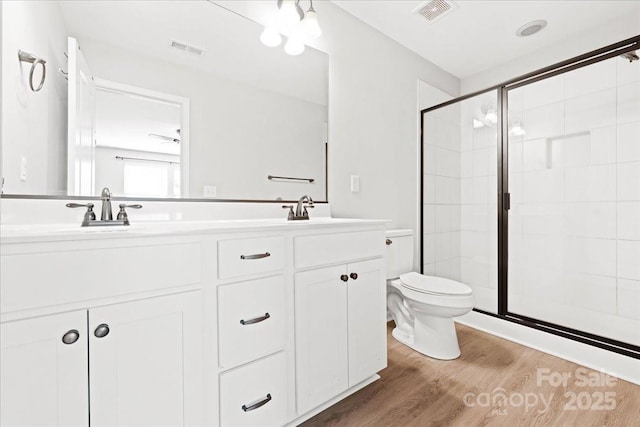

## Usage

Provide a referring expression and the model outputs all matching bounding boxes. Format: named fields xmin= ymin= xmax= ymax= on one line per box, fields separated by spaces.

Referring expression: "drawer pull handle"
xmin=240 ymin=252 xmax=271 ymax=260
xmin=240 ymin=313 xmax=270 ymax=325
xmin=242 ymin=393 xmax=272 ymax=412
xmin=62 ymin=329 xmax=80 ymax=345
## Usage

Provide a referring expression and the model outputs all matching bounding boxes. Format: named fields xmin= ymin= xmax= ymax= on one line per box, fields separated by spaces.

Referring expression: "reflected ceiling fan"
xmin=148 ymin=129 xmax=181 ymax=144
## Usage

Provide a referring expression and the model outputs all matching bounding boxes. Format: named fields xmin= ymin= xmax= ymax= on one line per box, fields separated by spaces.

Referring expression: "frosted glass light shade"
xmin=284 ymin=37 xmax=305 ymax=56
xmin=302 ymin=9 xmax=321 ymax=39
xmin=260 ymin=27 xmax=282 ymax=47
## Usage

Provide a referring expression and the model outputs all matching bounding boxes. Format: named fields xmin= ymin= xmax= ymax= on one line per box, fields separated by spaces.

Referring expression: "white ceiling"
xmin=331 ymin=0 xmax=640 ymax=78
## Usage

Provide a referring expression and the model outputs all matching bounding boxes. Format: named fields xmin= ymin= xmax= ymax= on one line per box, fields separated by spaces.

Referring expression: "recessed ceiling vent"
xmin=170 ymin=40 xmax=204 ymax=56
xmin=415 ymin=0 xmax=458 ymax=23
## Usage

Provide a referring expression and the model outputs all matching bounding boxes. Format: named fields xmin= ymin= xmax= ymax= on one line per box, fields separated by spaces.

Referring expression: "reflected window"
xmin=123 ymin=160 xmax=178 ymax=198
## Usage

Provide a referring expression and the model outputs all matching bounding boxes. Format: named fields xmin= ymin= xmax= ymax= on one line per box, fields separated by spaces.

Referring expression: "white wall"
xmin=315 ymin=2 xmax=459 ymax=234
xmin=1 ymin=1 xmax=68 ymax=195
xmin=462 ymin=12 xmax=640 ymax=94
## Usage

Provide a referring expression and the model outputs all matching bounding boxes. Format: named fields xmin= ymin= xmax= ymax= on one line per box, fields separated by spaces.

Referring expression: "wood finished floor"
xmin=302 ymin=323 xmax=640 ymax=427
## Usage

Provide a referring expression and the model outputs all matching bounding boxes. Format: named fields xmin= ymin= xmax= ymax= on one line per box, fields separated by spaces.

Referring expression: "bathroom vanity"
xmin=0 ymin=218 xmax=388 ymax=426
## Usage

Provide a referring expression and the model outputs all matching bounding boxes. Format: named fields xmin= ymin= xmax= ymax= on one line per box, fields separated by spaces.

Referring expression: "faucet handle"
xmin=66 ymin=202 xmax=94 ymax=209
xmin=117 ymin=204 xmax=142 ymax=226
xmin=66 ymin=202 xmax=96 ymax=226
xmin=282 ymin=205 xmax=294 ymax=220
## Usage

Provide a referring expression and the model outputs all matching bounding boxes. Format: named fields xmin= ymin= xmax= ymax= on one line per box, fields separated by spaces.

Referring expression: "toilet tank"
xmin=385 ymin=229 xmax=414 ymax=279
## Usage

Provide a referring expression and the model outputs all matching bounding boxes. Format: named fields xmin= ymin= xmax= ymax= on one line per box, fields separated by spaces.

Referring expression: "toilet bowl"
xmin=387 ymin=272 xmax=473 ymax=359
xmin=385 ymin=230 xmax=474 ymax=360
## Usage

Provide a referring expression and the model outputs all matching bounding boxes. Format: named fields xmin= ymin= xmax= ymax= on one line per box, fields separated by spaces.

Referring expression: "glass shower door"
xmin=506 ymin=54 xmax=640 ymax=348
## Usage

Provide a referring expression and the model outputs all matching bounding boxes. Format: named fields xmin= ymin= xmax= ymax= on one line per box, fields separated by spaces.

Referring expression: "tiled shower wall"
xmin=508 ymin=56 xmax=640 ymax=344
xmin=423 ymin=102 xmax=462 ymax=281
xmin=460 ymin=94 xmax=498 ymax=313
xmin=423 ymin=92 xmax=499 ymax=313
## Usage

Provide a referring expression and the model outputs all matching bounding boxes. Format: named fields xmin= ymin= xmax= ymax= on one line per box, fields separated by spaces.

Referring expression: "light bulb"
xmin=260 ymin=26 xmax=282 ymax=47
xmin=284 ymin=36 xmax=305 ymax=56
xmin=302 ymin=8 xmax=321 ymax=40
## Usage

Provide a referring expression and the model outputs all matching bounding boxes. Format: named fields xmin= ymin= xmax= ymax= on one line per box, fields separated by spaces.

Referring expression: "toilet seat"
xmin=399 ymin=272 xmax=472 ymax=296
xmin=388 ymin=278 xmax=474 ymax=309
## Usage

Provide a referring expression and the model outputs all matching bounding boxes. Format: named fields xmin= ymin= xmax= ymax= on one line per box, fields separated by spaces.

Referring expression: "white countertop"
xmin=0 ymin=217 xmax=390 ymax=244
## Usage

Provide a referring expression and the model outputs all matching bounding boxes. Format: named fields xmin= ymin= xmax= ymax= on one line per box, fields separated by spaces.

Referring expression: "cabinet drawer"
xmin=218 ymin=237 xmax=285 ymax=279
xmin=295 ymin=230 xmax=384 ymax=269
xmin=218 ymin=276 xmax=285 ymax=369
xmin=1 ymin=241 xmax=201 ymax=314
xmin=219 ymin=352 xmax=287 ymax=427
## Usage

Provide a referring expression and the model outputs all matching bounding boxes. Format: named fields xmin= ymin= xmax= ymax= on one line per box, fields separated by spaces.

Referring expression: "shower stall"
xmin=421 ymin=35 xmax=640 ymax=358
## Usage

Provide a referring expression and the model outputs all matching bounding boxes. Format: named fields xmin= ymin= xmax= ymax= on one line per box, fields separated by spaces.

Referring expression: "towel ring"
xmin=18 ymin=50 xmax=47 ymax=92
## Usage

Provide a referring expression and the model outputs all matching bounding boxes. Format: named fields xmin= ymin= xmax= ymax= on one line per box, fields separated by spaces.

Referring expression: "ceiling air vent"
xmin=415 ymin=0 xmax=457 ymax=23
xmin=170 ymin=40 xmax=204 ymax=56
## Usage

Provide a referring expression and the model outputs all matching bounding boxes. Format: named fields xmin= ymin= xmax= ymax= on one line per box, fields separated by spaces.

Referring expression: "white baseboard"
xmin=455 ymin=310 xmax=640 ymax=386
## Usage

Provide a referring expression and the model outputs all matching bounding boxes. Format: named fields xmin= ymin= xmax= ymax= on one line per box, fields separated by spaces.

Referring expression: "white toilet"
xmin=385 ymin=229 xmax=474 ymax=360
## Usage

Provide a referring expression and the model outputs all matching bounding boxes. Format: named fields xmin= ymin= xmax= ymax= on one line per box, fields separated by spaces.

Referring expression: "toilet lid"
xmin=399 ymin=272 xmax=472 ymax=296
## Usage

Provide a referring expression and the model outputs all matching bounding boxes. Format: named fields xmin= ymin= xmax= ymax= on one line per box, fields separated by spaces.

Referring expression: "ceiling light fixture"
xmin=260 ymin=0 xmax=322 ymax=56
xmin=516 ymin=20 xmax=547 ymax=37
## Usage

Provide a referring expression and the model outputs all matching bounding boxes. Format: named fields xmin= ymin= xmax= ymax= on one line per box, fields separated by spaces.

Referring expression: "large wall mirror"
xmin=1 ymin=1 xmax=328 ymax=202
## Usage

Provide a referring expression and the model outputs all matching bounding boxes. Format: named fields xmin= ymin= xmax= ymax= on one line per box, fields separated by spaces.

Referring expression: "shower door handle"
xmin=504 ymin=192 xmax=511 ymax=211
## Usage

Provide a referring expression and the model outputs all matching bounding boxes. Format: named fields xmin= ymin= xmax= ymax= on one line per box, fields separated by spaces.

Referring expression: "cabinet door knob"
xmin=350 ymin=272 xmax=358 ymax=280
xmin=340 ymin=274 xmax=349 ymax=282
xmin=62 ymin=329 xmax=80 ymax=345
xmin=385 ymin=239 xmax=392 ymax=245
xmin=94 ymin=323 xmax=110 ymax=338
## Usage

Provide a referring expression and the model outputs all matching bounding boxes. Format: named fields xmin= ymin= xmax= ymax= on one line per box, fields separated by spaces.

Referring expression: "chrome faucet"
xmin=66 ymin=187 xmax=143 ymax=227
xmin=100 ymin=187 xmax=113 ymax=221
xmin=295 ymin=195 xmax=313 ymax=218
xmin=282 ymin=195 xmax=314 ymax=221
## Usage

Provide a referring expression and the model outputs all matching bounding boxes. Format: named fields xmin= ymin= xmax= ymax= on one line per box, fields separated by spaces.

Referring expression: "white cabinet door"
xmin=295 ymin=265 xmax=348 ymax=415
xmin=0 ymin=311 xmax=89 ymax=427
xmin=347 ymin=258 xmax=387 ymax=386
xmin=89 ymin=291 xmax=202 ymax=427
